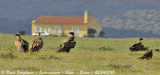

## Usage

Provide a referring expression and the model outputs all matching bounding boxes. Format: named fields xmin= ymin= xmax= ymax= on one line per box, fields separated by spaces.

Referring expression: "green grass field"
xmin=0 ymin=34 xmax=160 ymax=75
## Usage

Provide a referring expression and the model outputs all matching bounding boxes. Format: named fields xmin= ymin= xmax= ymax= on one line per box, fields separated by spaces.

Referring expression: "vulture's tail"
xmin=138 ymin=57 xmax=144 ymax=59
xmin=56 ymin=44 xmax=63 ymax=53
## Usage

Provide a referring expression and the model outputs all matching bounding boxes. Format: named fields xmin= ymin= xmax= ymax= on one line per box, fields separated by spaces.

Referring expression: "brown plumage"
xmin=129 ymin=38 xmax=147 ymax=51
xmin=30 ymin=32 xmax=43 ymax=52
xmin=15 ymin=33 xmax=29 ymax=53
xmin=132 ymin=38 xmax=143 ymax=46
xmin=56 ymin=32 xmax=76 ymax=53
xmin=138 ymin=49 xmax=153 ymax=60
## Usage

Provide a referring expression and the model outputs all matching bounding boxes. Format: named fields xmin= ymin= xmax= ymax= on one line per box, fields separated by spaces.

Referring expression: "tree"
xmin=88 ymin=28 xmax=97 ymax=37
xmin=99 ymin=31 xmax=105 ymax=37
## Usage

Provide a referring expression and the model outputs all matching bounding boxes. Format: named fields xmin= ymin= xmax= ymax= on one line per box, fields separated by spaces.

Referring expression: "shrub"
xmin=98 ymin=46 xmax=115 ymax=51
xmin=0 ymin=52 xmax=17 ymax=59
xmin=108 ymin=64 xmax=132 ymax=69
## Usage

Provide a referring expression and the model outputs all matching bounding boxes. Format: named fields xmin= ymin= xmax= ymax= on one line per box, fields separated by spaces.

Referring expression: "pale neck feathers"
xmin=70 ymin=35 xmax=74 ymax=37
xmin=37 ymin=33 xmax=40 ymax=38
xmin=138 ymin=40 xmax=142 ymax=43
xmin=17 ymin=36 xmax=21 ymax=40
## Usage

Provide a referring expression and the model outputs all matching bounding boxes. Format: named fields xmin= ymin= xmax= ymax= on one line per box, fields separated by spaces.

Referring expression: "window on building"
xmin=97 ymin=28 xmax=100 ymax=34
xmin=54 ymin=26 xmax=61 ymax=33
xmin=35 ymin=26 xmax=42 ymax=32
xmin=72 ymin=27 xmax=79 ymax=33
xmin=45 ymin=26 xmax=50 ymax=33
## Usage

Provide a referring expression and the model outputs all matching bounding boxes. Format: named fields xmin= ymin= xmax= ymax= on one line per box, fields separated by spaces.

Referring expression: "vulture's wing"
xmin=31 ymin=38 xmax=43 ymax=49
xmin=60 ymin=37 xmax=70 ymax=44
xmin=140 ymin=51 xmax=151 ymax=59
xmin=143 ymin=51 xmax=150 ymax=56
xmin=21 ymin=39 xmax=29 ymax=52
xmin=21 ymin=39 xmax=29 ymax=48
xmin=56 ymin=44 xmax=63 ymax=52
xmin=64 ymin=41 xmax=76 ymax=48
xmin=131 ymin=42 xmax=139 ymax=47
xmin=15 ymin=39 xmax=29 ymax=52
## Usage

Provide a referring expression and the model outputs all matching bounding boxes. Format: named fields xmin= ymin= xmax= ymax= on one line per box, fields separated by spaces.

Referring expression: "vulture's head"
xmin=139 ymin=38 xmax=143 ymax=40
xmin=15 ymin=33 xmax=20 ymax=36
xmin=69 ymin=32 xmax=74 ymax=35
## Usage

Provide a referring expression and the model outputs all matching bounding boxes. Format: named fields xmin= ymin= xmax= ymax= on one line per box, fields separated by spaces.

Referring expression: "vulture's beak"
xmin=69 ymin=32 xmax=74 ymax=35
xmin=15 ymin=33 xmax=20 ymax=36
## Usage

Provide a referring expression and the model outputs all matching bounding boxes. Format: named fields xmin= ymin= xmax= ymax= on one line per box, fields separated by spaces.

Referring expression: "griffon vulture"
xmin=129 ymin=38 xmax=147 ymax=51
xmin=30 ymin=32 xmax=43 ymax=52
xmin=138 ymin=49 xmax=153 ymax=60
xmin=15 ymin=33 xmax=29 ymax=53
xmin=56 ymin=32 xmax=76 ymax=53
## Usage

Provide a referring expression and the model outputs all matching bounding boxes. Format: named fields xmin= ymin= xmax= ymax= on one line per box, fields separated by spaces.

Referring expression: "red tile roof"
xmin=35 ymin=16 xmax=95 ymax=24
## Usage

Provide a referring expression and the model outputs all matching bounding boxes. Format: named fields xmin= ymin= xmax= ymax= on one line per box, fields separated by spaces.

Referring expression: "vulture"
xmin=138 ymin=49 xmax=153 ymax=60
xmin=15 ymin=33 xmax=29 ymax=53
xmin=155 ymin=49 xmax=159 ymax=51
xmin=56 ymin=32 xmax=76 ymax=53
xmin=30 ymin=32 xmax=43 ymax=52
xmin=129 ymin=38 xmax=146 ymax=51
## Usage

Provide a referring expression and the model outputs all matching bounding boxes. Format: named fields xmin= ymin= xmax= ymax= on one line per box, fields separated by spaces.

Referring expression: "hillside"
xmin=0 ymin=17 xmax=31 ymax=34
xmin=0 ymin=0 xmax=160 ymax=37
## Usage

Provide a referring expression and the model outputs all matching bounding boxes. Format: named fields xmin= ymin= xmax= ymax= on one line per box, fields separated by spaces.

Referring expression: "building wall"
xmin=32 ymin=21 xmax=88 ymax=37
xmin=87 ymin=18 xmax=102 ymax=36
xmin=87 ymin=18 xmax=102 ymax=30
xmin=61 ymin=24 xmax=88 ymax=37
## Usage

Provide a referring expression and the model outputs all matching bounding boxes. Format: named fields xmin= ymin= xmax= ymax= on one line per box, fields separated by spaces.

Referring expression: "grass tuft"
xmin=108 ymin=64 xmax=132 ymax=69
xmin=98 ymin=46 xmax=115 ymax=51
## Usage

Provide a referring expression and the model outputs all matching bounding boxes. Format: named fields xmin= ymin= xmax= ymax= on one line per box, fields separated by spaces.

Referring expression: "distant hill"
xmin=0 ymin=17 xmax=31 ymax=34
xmin=102 ymin=27 xmax=160 ymax=38
xmin=0 ymin=0 xmax=160 ymax=37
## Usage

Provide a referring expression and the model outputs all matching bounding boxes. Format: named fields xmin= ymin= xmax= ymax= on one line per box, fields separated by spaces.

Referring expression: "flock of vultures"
xmin=15 ymin=32 xmax=153 ymax=60
xmin=15 ymin=32 xmax=76 ymax=53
